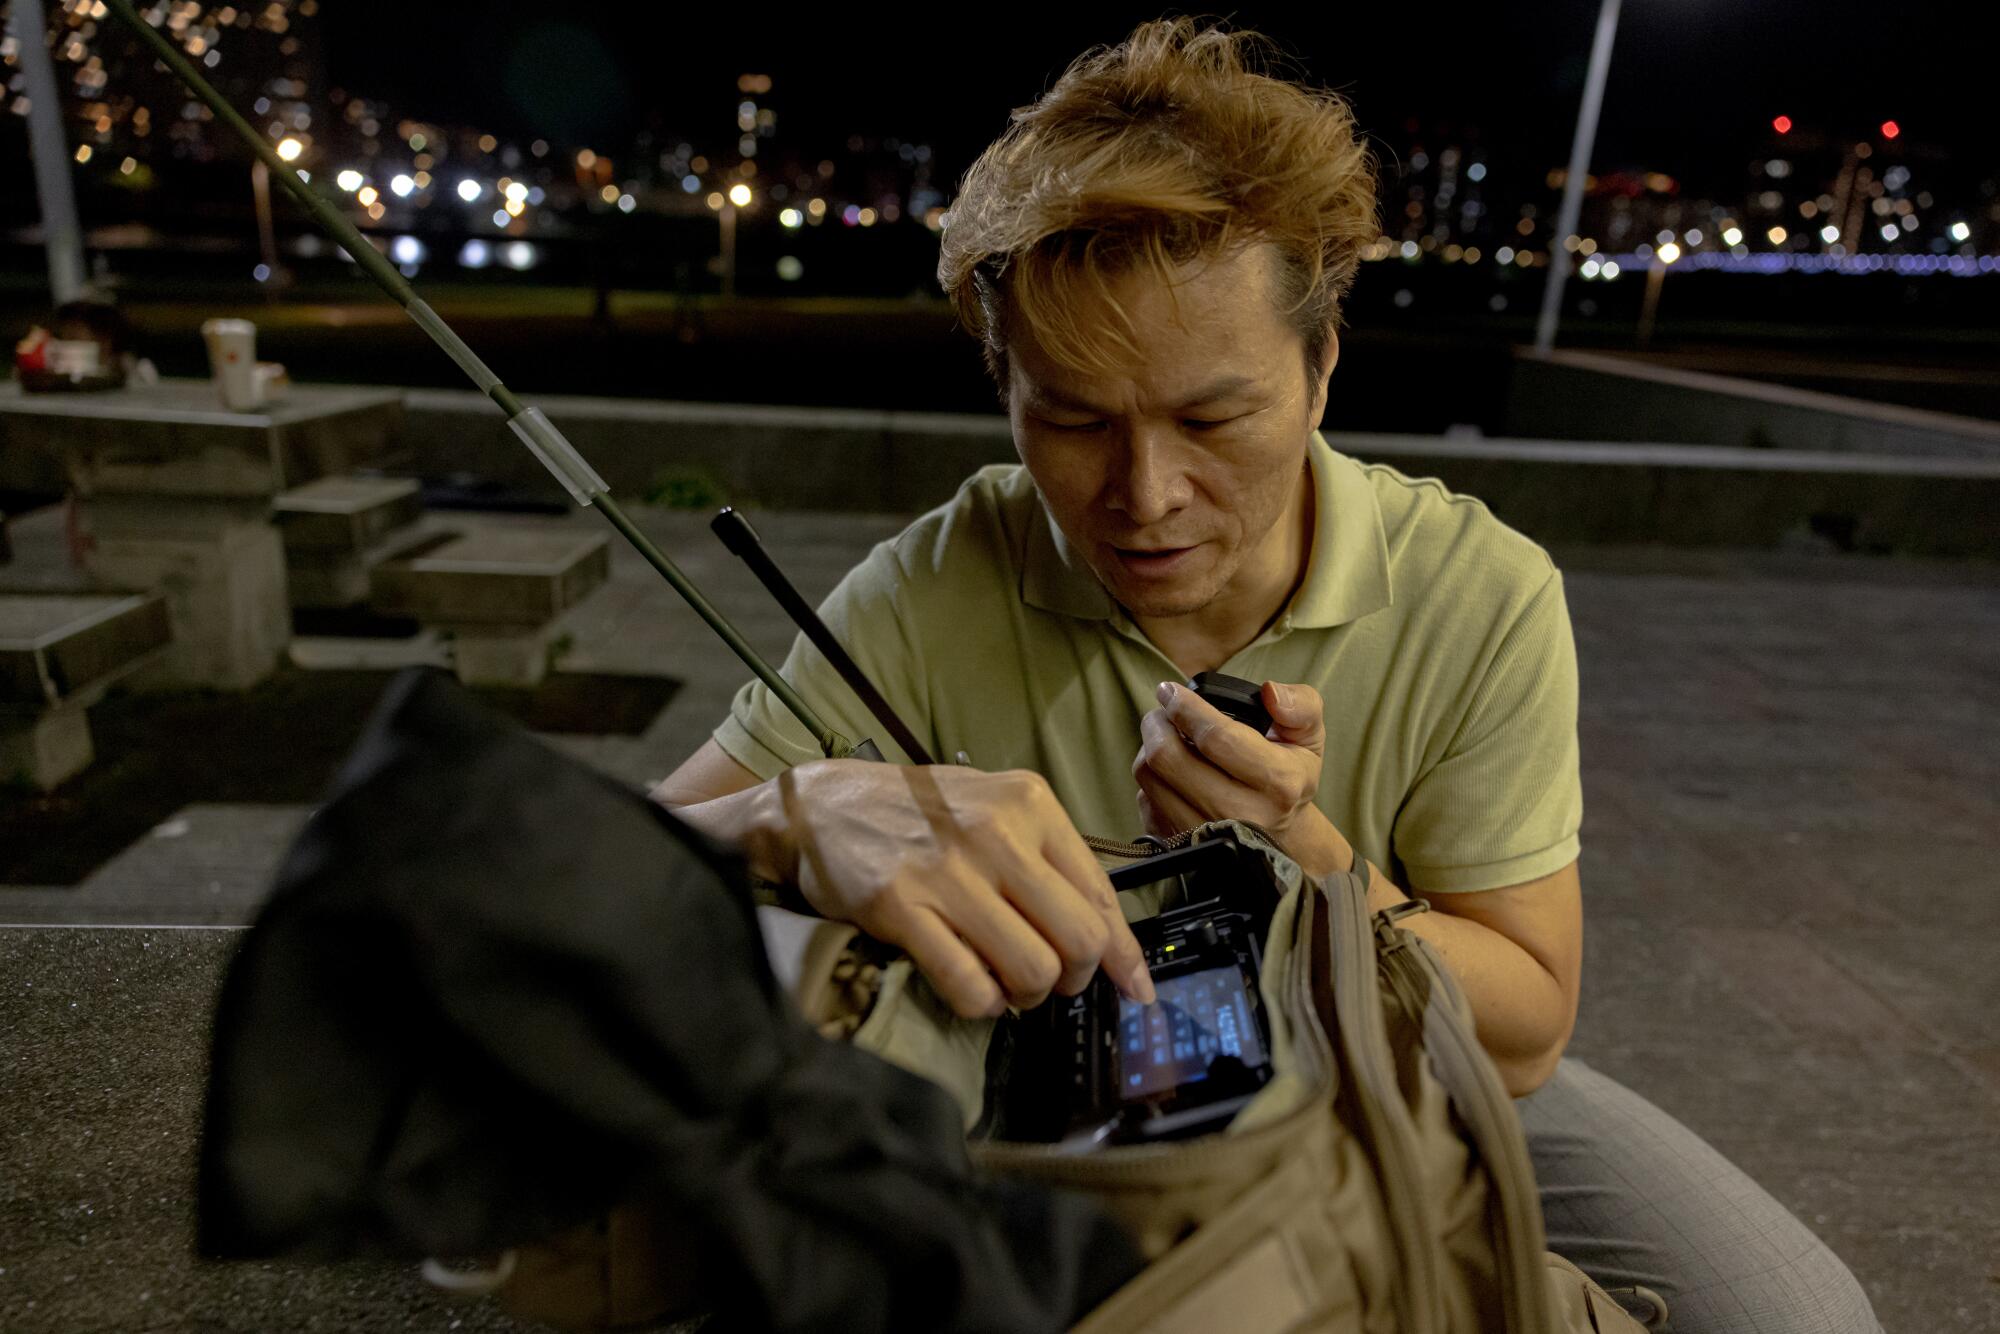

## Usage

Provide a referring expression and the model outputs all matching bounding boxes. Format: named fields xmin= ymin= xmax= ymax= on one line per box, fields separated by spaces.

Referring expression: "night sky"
xmin=322 ymin=1 xmax=1987 ymax=197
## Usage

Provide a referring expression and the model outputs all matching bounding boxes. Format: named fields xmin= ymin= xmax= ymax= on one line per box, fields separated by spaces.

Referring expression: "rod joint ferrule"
xmin=509 ymin=407 xmax=607 ymax=507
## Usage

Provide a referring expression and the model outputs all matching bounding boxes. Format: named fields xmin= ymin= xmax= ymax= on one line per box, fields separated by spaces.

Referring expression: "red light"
xmin=1880 ymin=120 xmax=1900 ymax=139
xmin=1772 ymin=115 xmax=1792 ymax=134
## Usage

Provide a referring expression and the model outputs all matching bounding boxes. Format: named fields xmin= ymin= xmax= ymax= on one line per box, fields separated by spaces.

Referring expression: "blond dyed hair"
xmin=938 ymin=18 xmax=1379 ymax=395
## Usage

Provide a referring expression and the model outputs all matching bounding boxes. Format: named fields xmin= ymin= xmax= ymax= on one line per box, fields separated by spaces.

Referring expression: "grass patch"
xmin=639 ymin=466 xmax=726 ymax=510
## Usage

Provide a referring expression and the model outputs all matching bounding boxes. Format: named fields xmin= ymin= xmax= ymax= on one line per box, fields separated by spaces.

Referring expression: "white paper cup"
xmin=251 ymin=361 xmax=289 ymax=407
xmin=200 ymin=318 xmax=259 ymax=410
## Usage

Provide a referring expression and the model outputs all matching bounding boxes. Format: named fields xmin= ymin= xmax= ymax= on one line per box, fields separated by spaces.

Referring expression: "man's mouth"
xmin=1111 ymin=544 xmax=1200 ymax=577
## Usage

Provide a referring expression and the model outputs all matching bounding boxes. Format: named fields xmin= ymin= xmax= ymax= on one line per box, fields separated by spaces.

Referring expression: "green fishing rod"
xmin=103 ymin=0 xmax=859 ymax=761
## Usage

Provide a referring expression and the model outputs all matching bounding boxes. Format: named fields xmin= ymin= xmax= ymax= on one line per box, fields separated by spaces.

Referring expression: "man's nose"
xmin=1109 ymin=430 xmax=1187 ymax=526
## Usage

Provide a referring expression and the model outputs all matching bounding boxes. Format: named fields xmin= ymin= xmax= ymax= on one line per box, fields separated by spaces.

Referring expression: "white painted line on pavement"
xmin=0 ymin=923 xmax=250 ymax=931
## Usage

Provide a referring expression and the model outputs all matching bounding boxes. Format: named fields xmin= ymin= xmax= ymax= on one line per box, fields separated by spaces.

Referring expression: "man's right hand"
xmin=755 ymin=759 xmax=1155 ymax=1018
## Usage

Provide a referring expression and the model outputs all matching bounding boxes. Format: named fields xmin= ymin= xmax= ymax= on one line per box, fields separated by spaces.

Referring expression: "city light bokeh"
xmin=0 ymin=0 xmax=1990 ymax=303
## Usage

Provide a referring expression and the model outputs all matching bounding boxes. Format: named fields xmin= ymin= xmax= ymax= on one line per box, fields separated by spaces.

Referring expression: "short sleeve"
xmin=1392 ymin=570 xmax=1582 ymax=893
xmin=713 ymin=538 xmax=934 ymax=777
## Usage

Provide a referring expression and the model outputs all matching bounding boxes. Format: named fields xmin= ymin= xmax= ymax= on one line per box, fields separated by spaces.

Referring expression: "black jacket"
xmin=199 ymin=667 xmax=1137 ymax=1332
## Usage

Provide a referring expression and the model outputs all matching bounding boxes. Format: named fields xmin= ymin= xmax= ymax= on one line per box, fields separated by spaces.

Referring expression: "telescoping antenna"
xmin=711 ymin=508 xmax=935 ymax=765
xmin=101 ymin=0 xmax=863 ymax=761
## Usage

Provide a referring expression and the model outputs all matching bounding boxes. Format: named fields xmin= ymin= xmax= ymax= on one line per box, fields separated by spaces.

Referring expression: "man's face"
xmin=1006 ymin=243 xmax=1333 ymax=622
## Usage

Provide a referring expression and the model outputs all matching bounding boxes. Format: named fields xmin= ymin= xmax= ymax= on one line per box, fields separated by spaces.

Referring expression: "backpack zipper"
xmin=1327 ymin=875 xmax=1444 ymax=1334
xmin=1381 ymin=930 xmax=1557 ymax=1334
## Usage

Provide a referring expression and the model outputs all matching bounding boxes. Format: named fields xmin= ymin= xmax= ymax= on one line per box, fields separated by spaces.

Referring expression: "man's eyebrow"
xmin=1024 ymin=375 xmax=1262 ymax=416
xmin=1178 ymin=374 xmax=1261 ymax=407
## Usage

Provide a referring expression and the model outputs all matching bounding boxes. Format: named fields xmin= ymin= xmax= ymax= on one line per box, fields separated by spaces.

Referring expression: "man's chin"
xmin=1094 ymin=568 xmax=1222 ymax=619
xmin=1118 ymin=588 xmax=1215 ymax=618
xmin=1083 ymin=542 xmax=1232 ymax=619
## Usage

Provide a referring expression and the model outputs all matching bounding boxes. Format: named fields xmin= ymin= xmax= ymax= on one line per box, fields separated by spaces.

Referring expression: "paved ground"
xmin=3 ymin=502 xmax=1997 ymax=1331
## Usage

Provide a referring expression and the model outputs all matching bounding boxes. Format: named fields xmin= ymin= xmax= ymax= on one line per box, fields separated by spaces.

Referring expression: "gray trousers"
xmin=1520 ymin=1059 xmax=1883 ymax=1334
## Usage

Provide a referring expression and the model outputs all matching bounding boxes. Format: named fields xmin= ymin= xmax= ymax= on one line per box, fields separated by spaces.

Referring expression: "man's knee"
xmin=1520 ymin=1060 xmax=1881 ymax=1334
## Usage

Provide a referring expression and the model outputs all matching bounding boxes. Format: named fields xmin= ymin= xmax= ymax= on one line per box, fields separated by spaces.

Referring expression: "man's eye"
xmin=1045 ymin=419 xmax=1105 ymax=432
xmin=1183 ymin=417 xmax=1237 ymax=431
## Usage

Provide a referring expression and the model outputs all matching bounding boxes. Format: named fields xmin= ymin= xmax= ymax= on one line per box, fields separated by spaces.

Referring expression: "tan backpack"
xmin=495 ymin=822 xmax=1665 ymax=1333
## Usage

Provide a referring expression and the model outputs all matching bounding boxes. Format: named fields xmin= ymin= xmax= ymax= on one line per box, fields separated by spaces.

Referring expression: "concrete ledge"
xmin=396 ymin=386 xmax=2000 ymax=557
xmin=1505 ymin=348 xmax=2000 ymax=461
xmin=1337 ymin=432 xmax=2000 ymax=557
xmin=402 ymin=387 xmax=1015 ymax=513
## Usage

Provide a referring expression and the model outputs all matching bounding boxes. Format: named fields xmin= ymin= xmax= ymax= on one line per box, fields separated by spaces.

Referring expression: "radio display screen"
xmin=1115 ymin=964 xmax=1269 ymax=1100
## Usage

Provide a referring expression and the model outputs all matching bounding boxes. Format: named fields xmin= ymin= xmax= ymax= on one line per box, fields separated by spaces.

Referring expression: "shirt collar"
xmin=1289 ymin=430 xmax=1394 ymax=629
xmin=1020 ymin=431 xmax=1393 ymax=629
xmin=1021 ymin=490 xmax=1117 ymax=619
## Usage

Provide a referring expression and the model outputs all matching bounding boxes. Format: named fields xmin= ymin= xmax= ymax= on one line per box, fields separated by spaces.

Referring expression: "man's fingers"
xmin=1135 ymin=762 xmax=1207 ymax=837
xmin=1261 ymin=680 xmax=1326 ymax=750
xmin=989 ymin=848 xmax=1113 ymax=997
xmin=1037 ymin=822 xmax=1154 ymax=1005
xmin=932 ymin=865 xmax=1066 ymax=1009
xmin=874 ymin=902 xmax=1005 ymax=1020
xmin=1155 ymin=685 xmax=1282 ymax=783
xmin=1140 ymin=707 xmax=1255 ymax=812
xmin=780 ymin=760 xmax=1173 ymax=1016
xmin=1008 ymin=772 xmax=1152 ymax=1004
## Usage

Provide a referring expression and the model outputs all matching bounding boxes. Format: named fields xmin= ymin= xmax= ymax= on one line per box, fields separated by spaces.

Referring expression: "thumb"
xmin=1263 ymin=681 xmax=1325 ymax=750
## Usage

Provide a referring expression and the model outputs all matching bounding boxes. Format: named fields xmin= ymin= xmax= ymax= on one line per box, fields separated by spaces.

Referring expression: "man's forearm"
xmin=1310 ymin=818 xmax=1572 ymax=1096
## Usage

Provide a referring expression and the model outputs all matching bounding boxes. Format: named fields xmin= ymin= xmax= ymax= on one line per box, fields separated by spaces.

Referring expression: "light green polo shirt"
xmin=715 ymin=431 xmax=1582 ymax=894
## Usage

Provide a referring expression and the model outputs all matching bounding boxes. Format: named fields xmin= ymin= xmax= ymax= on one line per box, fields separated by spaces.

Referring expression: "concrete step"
xmin=0 ymin=593 xmax=174 ymax=707
xmin=272 ymin=476 xmax=423 ymax=553
xmin=273 ymin=476 xmax=429 ymax=612
xmin=0 ymin=592 xmax=173 ymax=790
xmin=369 ymin=530 xmax=610 ymax=626
xmin=367 ymin=530 xmax=611 ymax=687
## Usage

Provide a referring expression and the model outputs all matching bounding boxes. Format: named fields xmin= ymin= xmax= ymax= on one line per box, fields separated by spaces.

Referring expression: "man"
xmin=658 ymin=19 xmax=1877 ymax=1334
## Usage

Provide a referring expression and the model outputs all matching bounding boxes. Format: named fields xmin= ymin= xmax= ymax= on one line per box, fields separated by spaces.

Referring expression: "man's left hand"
xmin=1133 ymin=679 xmax=1349 ymax=874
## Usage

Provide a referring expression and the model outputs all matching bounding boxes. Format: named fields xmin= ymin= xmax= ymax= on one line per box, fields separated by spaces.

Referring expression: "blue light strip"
xmin=1590 ymin=252 xmax=1998 ymax=277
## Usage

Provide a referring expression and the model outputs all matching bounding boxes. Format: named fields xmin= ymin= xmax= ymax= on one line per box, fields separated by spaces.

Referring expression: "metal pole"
xmin=720 ymin=203 xmax=737 ymax=297
xmin=1534 ymin=0 xmax=1622 ymax=355
xmin=1635 ymin=259 xmax=1666 ymax=346
xmin=1839 ymin=157 xmax=1870 ymax=255
xmin=250 ymin=159 xmax=282 ymax=298
xmin=1827 ymin=148 xmax=1860 ymax=256
xmin=11 ymin=0 xmax=87 ymax=304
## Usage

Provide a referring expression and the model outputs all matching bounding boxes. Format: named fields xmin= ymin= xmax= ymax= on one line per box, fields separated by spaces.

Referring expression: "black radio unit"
xmin=991 ymin=839 xmax=1280 ymax=1150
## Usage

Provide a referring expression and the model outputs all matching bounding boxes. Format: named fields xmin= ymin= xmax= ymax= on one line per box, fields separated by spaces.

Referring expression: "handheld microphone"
xmin=1190 ymin=672 xmax=1273 ymax=734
